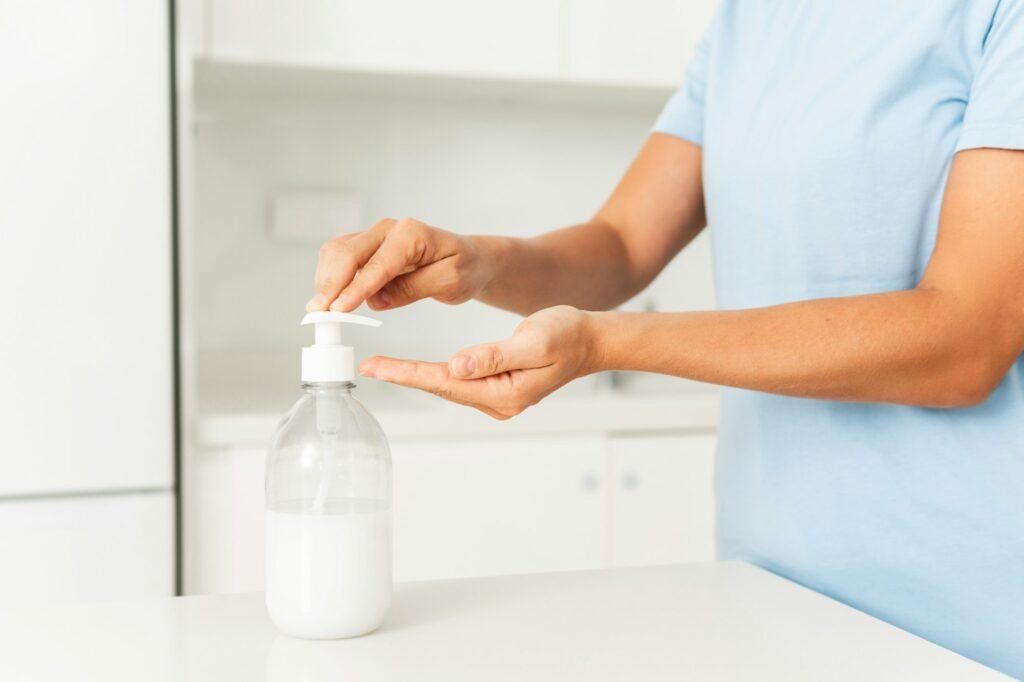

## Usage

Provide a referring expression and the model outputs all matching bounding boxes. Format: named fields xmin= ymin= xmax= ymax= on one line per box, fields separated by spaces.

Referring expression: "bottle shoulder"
xmin=269 ymin=388 xmax=390 ymax=456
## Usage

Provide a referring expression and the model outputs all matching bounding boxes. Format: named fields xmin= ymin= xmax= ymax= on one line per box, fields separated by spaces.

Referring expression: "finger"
xmin=332 ymin=228 xmax=428 ymax=312
xmin=367 ymin=260 xmax=454 ymax=310
xmin=448 ymin=332 xmax=550 ymax=380
xmin=308 ymin=225 xmax=389 ymax=311
xmin=360 ymin=356 xmax=493 ymax=403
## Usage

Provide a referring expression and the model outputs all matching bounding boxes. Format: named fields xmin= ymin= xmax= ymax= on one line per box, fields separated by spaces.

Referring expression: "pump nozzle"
xmin=301 ymin=311 xmax=382 ymax=383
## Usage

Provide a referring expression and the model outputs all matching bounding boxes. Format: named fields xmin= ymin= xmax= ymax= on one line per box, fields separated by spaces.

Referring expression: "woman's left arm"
xmin=360 ymin=149 xmax=1024 ymax=417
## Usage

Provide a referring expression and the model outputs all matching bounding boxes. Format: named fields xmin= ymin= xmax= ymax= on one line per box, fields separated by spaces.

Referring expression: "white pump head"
xmin=301 ymin=311 xmax=382 ymax=383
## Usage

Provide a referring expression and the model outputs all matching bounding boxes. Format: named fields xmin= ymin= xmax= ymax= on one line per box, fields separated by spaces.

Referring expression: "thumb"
xmin=449 ymin=332 xmax=547 ymax=379
xmin=368 ymin=261 xmax=447 ymax=310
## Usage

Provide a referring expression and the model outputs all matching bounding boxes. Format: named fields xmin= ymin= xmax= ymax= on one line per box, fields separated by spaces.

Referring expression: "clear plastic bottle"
xmin=265 ymin=312 xmax=391 ymax=640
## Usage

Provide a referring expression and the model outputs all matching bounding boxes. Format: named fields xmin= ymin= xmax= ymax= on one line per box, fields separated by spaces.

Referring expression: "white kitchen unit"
xmin=199 ymin=0 xmax=716 ymax=88
xmin=0 ymin=494 xmax=175 ymax=607
xmin=0 ymin=0 xmax=176 ymax=604
xmin=0 ymin=563 xmax=1009 ymax=681
xmin=609 ymin=433 xmax=716 ymax=567
xmin=207 ymin=0 xmax=563 ymax=81
xmin=184 ymin=395 xmax=719 ymax=595
xmin=566 ymin=0 xmax=717 ymax=87
xmin=391 ymin=435 xmax=609 ymax=581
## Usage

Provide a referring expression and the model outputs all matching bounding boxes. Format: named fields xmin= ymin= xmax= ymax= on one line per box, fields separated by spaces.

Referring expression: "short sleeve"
xmin=956 ymin=1 xmax=1024 ymax=152
xmin=652 ymin=16 xmax=717 ymax=146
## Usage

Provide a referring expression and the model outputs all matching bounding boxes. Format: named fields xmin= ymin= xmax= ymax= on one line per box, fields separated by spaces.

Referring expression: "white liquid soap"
xmin=265 ymin=312 xmax=392 ymax=640
xmin=266 ymin=499 xmax=391 ymax=640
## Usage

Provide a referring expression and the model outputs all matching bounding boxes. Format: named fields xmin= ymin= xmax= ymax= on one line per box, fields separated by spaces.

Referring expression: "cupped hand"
xmin=358 ymin=306 xmax=599 ymax=419
xmin=307 ymin=217 xmax=492 ymax=313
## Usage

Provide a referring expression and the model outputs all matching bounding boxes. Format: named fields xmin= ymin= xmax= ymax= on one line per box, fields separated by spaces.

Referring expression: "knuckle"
xmin=394 ymin=216 xmax=423 ymax=232
xmin=360 ymin=259 xmax=391 ymax=282
xmin=318 ymin=238 xmax=342 ymax=258
xmin=435 ymin=384 xmax=457 ymax=402
xmin=393 ymin=220 xmax=428 ymax=260
xmin=404 ymin=235 xmax=428 ymax=263
xmin=391 ymin=218 xmax=417 ymax=238
xmin=320 ymin=256 xmax=355 ymax=287
xmin=480 ymin=346 xmax=503 ymax=374
xmin=389 ymin=276 xmax=415 ymax=303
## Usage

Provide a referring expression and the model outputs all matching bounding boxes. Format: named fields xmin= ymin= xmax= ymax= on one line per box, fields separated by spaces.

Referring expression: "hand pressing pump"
xmin=265 ymin=312 xmax=391 ymax=639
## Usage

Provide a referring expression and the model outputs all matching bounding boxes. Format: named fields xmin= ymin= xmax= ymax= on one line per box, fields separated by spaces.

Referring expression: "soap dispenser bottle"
xmin=265 ymin=311 xmax=392 ymax=640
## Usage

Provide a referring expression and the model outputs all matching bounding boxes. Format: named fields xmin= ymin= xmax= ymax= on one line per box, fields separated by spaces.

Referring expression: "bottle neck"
xmin=301 ymin=381 xmax=355 ymax=396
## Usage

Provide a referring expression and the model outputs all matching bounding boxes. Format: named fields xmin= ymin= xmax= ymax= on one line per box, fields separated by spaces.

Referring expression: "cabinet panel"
xmin=343 ymin=0 xmax=561 ymax=79
xmin=186 ymin=435 xmax=609 ymax=593
xmin=0 ymin=0 xmax=173 ymax=495
xmin=391 ymin=435 xmax=608 ymax=581
xmin=610 ymin=433 xmax=716 ymax=567
xmin=210 ymin=0 xmax=348 ymax=66
xmin=184 ymin=446 xmax=266 ymax=594
xmin=210 ymin=0 xmax=562 ymax=80
xmin=0 ymin=493 xmax=175 ymax=607
xmin=567 ymin=0 xmax=717 ymax=88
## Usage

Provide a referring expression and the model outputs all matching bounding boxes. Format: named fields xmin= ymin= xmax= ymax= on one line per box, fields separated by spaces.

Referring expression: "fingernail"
xmin=358 ymin=364 xmax=376 ymax=378
xmin=329 ymin=295 xmax=349 ymax=312
xmin=306 ymin=293 xmax=328 ymax=310
xmin=451 ymin=355 xmax=476 ymax=378
xmin=374 ymin=289 xmax=391 ymax=307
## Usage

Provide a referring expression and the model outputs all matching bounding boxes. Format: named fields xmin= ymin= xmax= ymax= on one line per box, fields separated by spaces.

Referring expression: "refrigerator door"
xmin=0 ymin=0 xmax=174 ymax=495
xmin=0 ymin=492 xmax=175 ymax=606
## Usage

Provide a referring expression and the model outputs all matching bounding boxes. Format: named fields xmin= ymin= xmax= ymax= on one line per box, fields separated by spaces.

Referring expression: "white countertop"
xmin=0 ymin=562 xmax=1007 ymax=681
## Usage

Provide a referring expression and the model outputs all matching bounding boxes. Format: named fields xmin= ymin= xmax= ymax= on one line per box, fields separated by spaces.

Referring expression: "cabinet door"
xmin=0 ymin=0 xmax=173 ymax=495
xmin=391 ymin=435 xmax=608 ymax=581
xmin=609 ymin=433 xmax=716 ymax=567
xmin=210 ymin=0 xmax=562 ymax=80
xmin=566 ymin=0 xmax=718 ymax=88
xmin=0 ymin=492 xmax=175 ymax=607
xmin=184 ymin=446 xmax=266 ymax=595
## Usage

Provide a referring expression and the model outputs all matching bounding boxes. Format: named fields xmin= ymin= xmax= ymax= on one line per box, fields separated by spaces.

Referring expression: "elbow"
xmin=925 ymin=354 xmax=1009 ymax=409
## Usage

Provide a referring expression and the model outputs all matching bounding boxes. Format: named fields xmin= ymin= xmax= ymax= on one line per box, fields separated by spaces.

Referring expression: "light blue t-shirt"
xmin=654 ymin=0 xmax=1024 ymax=676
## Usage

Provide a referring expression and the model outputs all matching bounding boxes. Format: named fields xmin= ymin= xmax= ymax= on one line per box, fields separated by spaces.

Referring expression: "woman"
xmin=307 ymin=1 xmax=1024 ymax=675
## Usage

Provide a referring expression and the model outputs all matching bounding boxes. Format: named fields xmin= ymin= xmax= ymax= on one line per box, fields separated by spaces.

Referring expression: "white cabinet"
xmin=184 ymin=446 xmax=266 ymax=595
xmin=186 ymin=430 xmax=718 ymax=593
xmin=566 ymin=0 xmax=716 ymax=88
xmin=204 ymin=0 xmax=718 ymax=88
xmin=186 ymin=435 xmax=608 ymax=592
xmin=0 ymin=493 xmax=175 ymax=607
xmin=391 ymin=435 xmax=608 ymax=581
xmin=609 ymin=433 xmax=716 ymax=567
xmin=209 ymin=0 xmax=563 ymax=80
xmin=0 ymin=0 xmax=174 ymax=496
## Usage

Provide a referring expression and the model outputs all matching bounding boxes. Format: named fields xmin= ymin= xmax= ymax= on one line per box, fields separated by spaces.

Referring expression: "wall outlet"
xmin=270 ymin=188 xmax=364 ymax=245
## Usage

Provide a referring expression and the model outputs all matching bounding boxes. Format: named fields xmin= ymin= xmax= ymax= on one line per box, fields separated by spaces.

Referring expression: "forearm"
xmin=472 ymin=219 xmax=643 ymax=316
xmin=590 ymin=288 xmax=1014 ymax=408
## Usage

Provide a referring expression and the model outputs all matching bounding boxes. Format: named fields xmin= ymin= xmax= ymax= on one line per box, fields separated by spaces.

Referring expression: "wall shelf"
xmin=195 ymin=58 xmax=674 ymax=111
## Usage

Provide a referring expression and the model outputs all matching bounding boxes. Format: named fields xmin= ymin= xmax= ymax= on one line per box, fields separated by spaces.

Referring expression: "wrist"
xmin=581 ymin=310 xmax=621 ymax=375
xmin=469 ymin=235 xmax=518 ymax=300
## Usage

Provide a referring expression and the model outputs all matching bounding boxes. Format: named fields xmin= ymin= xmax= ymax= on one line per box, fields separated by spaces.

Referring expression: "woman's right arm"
xmin=307 ymin=133 xmax=706 ymax=317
